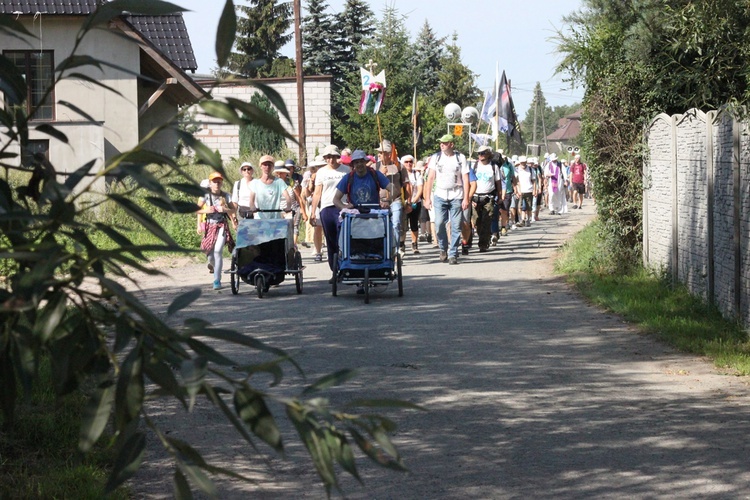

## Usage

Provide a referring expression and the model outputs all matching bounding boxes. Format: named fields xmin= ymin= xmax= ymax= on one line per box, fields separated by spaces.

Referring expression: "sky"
xmin=178 ymin=0 xmax=585 ymax=121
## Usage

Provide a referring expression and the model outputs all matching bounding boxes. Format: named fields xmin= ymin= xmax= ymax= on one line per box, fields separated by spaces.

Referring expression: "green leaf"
xmin=180 ymin=357 xmax=207 ymax=412
xmin=286 ymin=405 xmax=336 ymax=492
xmin=108 ymin=194 xmax=178 ymax=246
xmin=0 ymin=13 xmax=35 ymax=38
xmin=173 ymin=468 xmax=193 ymax=500
xmin=234 ymin=387 xmax=283 ymax=452
xmin=79 ymin=381 xmax=115 ymax=453
xmin=145 ymin=196 xmax=200 ymax=214
xmin=57 ymin=100 xmax=98 ymax=123
xmin=199 ymin=100 xmax=242 ymax=125
xmin=104 ymin=431 xmax=146 ymax=493
xmin=167 ymin=182 xmax=206 ymax=198
xmin=233 ymin=82 xmax=291 ymax=123
xmin=34 ymin=123 xmax=69 ymax=144
xmin=350 ymin=428 xmax=406 ymax=472
xmin=216 ymin=0 xmax=237 ymax=68
xmin=202 ymin=385 xmax=259 ymax=452
xmin=66 ymin=72 xmax=123 ymax=97
xmin=186 ymin=338 xmax=235 ymax=366
xmin=174 ymin=131 xmax=222 ymax=169
xmin=0 ymin=55 xmax=28 ymax=105
xmin=326 ymin=430 xmax=360 ymax=482
xmin=144 ymin=358 xmax=185 ymax=405
xmin=302 ymin=369 xmax=358 ymax=396
xmin=226 ymin=97 xmax=295 ymax=139
xmin=115 ymin=347 xmax=144 ymax=432
xmin=168 ymin=289 xmax=202 ymax=316
xmin=32 ymin=293 xmax=68 ymax=343
xmin=63 ymin=159 xmax=96 ymax=192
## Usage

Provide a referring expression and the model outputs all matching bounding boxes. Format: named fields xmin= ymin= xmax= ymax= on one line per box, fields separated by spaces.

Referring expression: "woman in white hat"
xmin=310 ymin=145 xmax=349 ymax=272
xmin=301 ymin=156 xmax=326 ymax=260
xmin=231 ymin=161 xmax=255 ymax=227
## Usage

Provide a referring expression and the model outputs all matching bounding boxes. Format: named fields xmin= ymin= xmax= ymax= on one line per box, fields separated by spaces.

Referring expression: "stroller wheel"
xmin=397 ymin=253 xmax=403 ymax=297
xmin=364 ymin=267 xmax=370 ymax=304
xmin=332 ymin=252 xmax=338 ymax=297
xmin=255 ymin=274 xmax=265 ymax=298
xmin=230 ymin=255 xmax=239 ymax=295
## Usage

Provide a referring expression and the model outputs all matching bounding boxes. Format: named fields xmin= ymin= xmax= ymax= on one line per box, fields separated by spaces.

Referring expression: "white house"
xmin=0 ymin=1 xmax=205 ymax=178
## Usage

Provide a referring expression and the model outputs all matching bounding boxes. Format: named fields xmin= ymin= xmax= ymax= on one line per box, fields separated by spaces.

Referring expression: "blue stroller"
xmin=229 ymin=214 xmax=303 ymax=298
xmin=332 ymin=207 xmax=403 ymax=304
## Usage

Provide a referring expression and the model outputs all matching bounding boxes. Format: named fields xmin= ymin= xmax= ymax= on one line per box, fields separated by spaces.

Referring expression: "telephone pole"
xmin=293 ymin=0 xmax=307 ymax=164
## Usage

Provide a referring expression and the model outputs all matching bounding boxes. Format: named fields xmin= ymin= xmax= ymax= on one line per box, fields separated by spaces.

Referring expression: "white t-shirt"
xmin=315 ymin=165 xmax=349 ymax=209
xmin=231 ymin=178 xmax=253 ymax=207
xmin=250 ymin=177 xmax=288 ymax=219
xmin=407 ymin=170 xmax=423 ymax=202
xmin=516 ymin=166 xmax=535 ymax=194
xmin=473 ymin=161 xmax=501 ymax=195
xmin=429 ymin=152 xmax=469 ymax=200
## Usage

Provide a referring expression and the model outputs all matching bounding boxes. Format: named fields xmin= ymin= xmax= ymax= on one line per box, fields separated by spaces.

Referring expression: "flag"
xmin=480 ymin=89 xmax=496 ymax=124
xmin=498 ymin=70 xmax=522 ymax=143
xmin=412 ymin=87 xmax=423 ymax=149
xmin=470 ymin=133 xmax=493 ymax=147
xmin=359 ymin=68 xmax=387 ymax=114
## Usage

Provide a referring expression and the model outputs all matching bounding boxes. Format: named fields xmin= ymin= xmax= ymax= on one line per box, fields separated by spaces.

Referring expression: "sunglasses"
xmin=403 ymin=160 xmax=413 ymax=163
xmin=241 ymin=167 xmax=253 ymax=171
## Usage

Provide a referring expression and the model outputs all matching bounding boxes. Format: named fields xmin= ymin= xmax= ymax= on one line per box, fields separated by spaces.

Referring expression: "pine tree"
xmin=412 ymin=20 xmax=445 ymax=95
xmin=336 ymin=0 xmax=376 ymax=74
xmin=302 ymin=0 xmax=336 ymax=76
xmin=226 ymin=0 xmax=293 ymax=77
xmin=433 ymin=34 xmax=480 ymax=109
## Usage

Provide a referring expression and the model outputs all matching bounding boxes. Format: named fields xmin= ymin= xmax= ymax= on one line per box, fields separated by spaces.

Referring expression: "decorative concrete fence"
xmin=644 ymin=109 xmax=750 ymax=326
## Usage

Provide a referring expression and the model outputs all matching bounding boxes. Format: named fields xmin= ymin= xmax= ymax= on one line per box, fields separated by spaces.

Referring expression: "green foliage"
xmin=556 ymin=0 xmax=750 ymax=265
xmin=0 ymin=1 xmax=413 ymax=497
xmin=239 ymin=92 xmax=286 ymax=156
xmin=226 ymin=0 xmax=293 ymax=77
xmin=302 ymin=0 xmax=337 ymax=76
xmin=520 ymin=82 xmax=581 ymax=149
xmin=556 ymin=221 xmax=750 ymax=374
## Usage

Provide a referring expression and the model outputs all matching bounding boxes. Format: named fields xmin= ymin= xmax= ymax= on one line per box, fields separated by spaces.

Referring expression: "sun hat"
xmin=414 ymin=160 xmax=425 ymax=171
xmin=274 ymin=163 xmax=290 ymax=174
xmin=438 ymin=134 xmax=454 ymax=143
xmin=518 ymin=155 xmax=527 ymax=163
xmin=477 ymin=145 xmax=492 ymax=154
xmin=200 ymin=178 xmax=210 ymax=188
xmin=208 ymin=171 xmax=224 ymax=181
xmin=401 ymin=154 xmax=415 ymax=163
xmin=340 ymin=154 xmax=352 ymax=165
xmin=349 ymin=149 xmax=369 ymax=163
xmin=549 ymin=153 xmax=558 ymax=161
xmin=322 ymin=144 xmax=340 ymax=157
xmin=376 ymin=140 xmax=392 ymax=153
xmin=367 ymin=155 xmax=376 ymax=164
xmin=239 ymin=161 xmax=254 ymax=173
xmin=308 ymin=155 xmax=326 ymax=168
xmin=259 ymin=154 xmax=274 ymax=165
xmin=285 ymin=159 xmax=295 ymax=167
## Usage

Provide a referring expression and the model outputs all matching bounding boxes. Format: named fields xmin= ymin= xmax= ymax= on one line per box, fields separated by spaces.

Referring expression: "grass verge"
xmin=555 ymin=220 xmax=750 ymax=375
xmin=0 ymin=357 xmax=129 ymax=499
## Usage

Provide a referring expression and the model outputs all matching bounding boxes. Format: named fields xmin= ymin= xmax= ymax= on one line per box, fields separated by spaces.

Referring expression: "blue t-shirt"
xmin=336 ymin=170 xmax=390 ymax=206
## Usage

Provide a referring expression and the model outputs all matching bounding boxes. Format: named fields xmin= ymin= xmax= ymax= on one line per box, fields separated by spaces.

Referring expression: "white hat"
xmin=477 ymin=145 xmax=493 ymax=154
xmin=549 ymin=153 xmax=558 ymax=161
xmin=308 ymin=155 xmax=326 ymax=168
xmin=321 ymin=144 xmax=340 ymax=157
xmin=518 ymin=155 xmax=527 ymax=163
xmin=414 ymin=160 xmax=425 ymax=171
xmin=400 ymin=154 xmax=415 ymax=163
xmin=376 ymin=140 xmax=392 ymax=153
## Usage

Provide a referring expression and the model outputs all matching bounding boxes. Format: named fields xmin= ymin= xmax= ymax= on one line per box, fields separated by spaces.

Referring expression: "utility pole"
xmin=532 ymin=87 xmax=538 ymax=145
xmin=293 ymin=0 xmax=307 ymax=164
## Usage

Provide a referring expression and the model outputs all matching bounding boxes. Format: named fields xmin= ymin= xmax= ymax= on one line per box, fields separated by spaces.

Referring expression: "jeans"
xmin=433 ymin=195 xmax=463 ymax=258
xmin=390 ymin=199 xmax=404 ymax=244
xmin=491 ymin=199 xmax=500 ymax=234
xmin=319 ymin=205 xmax=340 ymax=271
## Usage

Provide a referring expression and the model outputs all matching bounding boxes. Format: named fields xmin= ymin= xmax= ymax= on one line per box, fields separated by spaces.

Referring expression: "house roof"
xmin=546 ymin=110 xmax=582 ymax=142
xmin=1 ymin=2 xmax=197 ymax=73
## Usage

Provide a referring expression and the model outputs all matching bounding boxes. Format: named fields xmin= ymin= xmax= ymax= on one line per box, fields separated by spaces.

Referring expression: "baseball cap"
xmin=259 ymin=154 xmax=275 ymax=165
xmin=439 ymin=134 xmax=454 ymax=143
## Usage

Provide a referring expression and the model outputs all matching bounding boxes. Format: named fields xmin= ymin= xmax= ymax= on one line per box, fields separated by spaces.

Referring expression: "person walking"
xmin=309 ymin=145 xmax=349 ymax=271
xmin=403 ymin=155 xmax=424 ymax=254
xmin=197 ymin=172 xmax=236 ymax=290
xmin=248 ymin=155 xmax=292 ymax=219
xmin=231 ymin=161 xmax=255 ymax=227
xmin=471 ymin=145 xmax=502 ymax=252
xmin=423 ymin=134 xmax=470 ymax=265
xmin=302 ymin=156 xmax=326 ymax=260
xmin=545 ymin=153 xmax=568 ymax=215
xmin=274 ymin=161 xmax=308 ymax=247
xmin=515 ymin=156 xmax=537 ymax=227
xmin=570 ymin=154 xmax=587 ymax=209
xmin=377 ymin=140 xmax=411 ymax=258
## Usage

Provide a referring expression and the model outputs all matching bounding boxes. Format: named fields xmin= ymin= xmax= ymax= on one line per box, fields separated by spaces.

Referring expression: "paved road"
xmin=131 ymin=205 xmax=750 ymax=499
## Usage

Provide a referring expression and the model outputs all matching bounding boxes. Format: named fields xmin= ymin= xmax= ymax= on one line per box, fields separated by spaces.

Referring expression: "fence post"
xmin=733 ymin=116 xmax=742 ymax=315
xmin=671 ymin=115 xmax=679 ymax=285
xmin=706 ymin=111 xmax=715 ymax=305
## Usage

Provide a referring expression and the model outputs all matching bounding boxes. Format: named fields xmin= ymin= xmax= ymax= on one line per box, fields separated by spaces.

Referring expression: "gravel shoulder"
xmin=128 ymin=205 xmax=750 ymax=499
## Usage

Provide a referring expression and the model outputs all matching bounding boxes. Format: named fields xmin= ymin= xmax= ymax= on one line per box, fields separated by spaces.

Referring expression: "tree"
xmin=226 ymin=0 xmax=293 ymax=77
xmin=301 ymin=0 xmax=336 ymax=76
xmin=240 ymin=93 xmax=286 ymax=155
xmin=412 ymin=20 xmax=446 ymax=95
xmin=433 ymin=35 xmax=480 ymax=109
xmin=336 ymin=0 xmax=376 ymax=74
xmin=0 ymin=2 xmax=415 ymax=497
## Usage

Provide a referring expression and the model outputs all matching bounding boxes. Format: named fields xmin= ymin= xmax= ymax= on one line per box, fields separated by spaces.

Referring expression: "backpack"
xmin=345 ymin=168 xmax=383 ymax=202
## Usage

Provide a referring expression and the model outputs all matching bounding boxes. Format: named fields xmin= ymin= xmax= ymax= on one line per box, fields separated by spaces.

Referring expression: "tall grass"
xmin=556 ymin=220 xmax=750 ymax=374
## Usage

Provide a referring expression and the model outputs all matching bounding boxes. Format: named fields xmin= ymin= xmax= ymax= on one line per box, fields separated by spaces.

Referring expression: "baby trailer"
xmin=229 ymin=211 xmax=303 ymax=298
xmin=332 ymin=206 xmax=403 ymax=304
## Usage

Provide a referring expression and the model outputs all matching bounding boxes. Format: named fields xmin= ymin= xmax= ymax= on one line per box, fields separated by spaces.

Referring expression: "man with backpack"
xmin=422 ymin=134 xmax=470 ymax=265
xmin=377 ymin=140 xmax=411 ymax=258
xmin=471 ymin=145 xmax=503 ymax=252
xmin=333 ymin=149 xmax=390 ymax=209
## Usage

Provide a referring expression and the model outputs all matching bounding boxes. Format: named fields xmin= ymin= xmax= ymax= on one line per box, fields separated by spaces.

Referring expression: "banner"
xmin=359 ymin=68 xmax=387 ymax=114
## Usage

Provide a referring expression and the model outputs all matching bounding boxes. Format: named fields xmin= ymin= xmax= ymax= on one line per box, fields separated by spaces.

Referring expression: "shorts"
xmin=501 ymin=193 xmax=513 ymax=212
xmin=573 ymin=182 xmax=585 ymax=195
xmin=520 ymin=193 xmax=533 ymax=212
xmin=462 ymin=204 xmax=472 ymax=224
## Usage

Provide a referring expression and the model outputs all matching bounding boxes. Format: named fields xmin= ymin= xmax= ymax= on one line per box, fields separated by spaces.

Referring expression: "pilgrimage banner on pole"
xmin=359 ymin=68 xmax=387 ymax=115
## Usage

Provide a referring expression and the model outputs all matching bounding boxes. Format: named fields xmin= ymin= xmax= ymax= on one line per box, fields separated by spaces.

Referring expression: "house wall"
xmin=0 ymin=16 xmax=142 ymax=173
xmin=643 ymin=109 xmax=750 ymax=327
xmin=190 ymin=77 xmax=332 ymax=164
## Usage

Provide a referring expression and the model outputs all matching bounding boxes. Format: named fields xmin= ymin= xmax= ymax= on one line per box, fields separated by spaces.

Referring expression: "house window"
xmin=4 ymin=50 xmax=55 ymax=121
xmin=21 ymin=140 xmax=49 ymax=167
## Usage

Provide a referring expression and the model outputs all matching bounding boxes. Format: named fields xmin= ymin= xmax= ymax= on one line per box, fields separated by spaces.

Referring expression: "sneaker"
xmin=418 ymin=234 xmax=426 ymax=242
xmin=213 ymin=280 xmax=222 ymax=290
xmin=550 ymin=210 xmax=557 ymax=215
xmin=501 ymin=227 xmax=508 ymax=236
xmin=448 ymin=256 xmax=458 ymax=265
xmin=511 ymin=223 xmax=517 ymax=230
xmin=399 ymin=244 xmax=406 ymax=258
xmin=490 ymin=234 xmax=498 ymax=246
xmin=356 ymin=285 xmax=365 ymax=295
xmin=314 ymin=253 xmax=323 ymax=262
xmin=426 ymin=234 xmax=433 ymax=244
xmin=579 ymin=205 xmax=583 ymax=209
xmin=572 ymin=204 xmax=578 ymax=209
xmin=479 ymin=247 xmax=488 ymax=253
xmin=412 ymin=242 xmax=420 ymax=255
xmin=207 ymin=262 xmax=214 ymax=274
xmin=439 ymin=250 xmax=448 ymax=262
xmin=461 ymin=246 xmax=469 ymax=256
